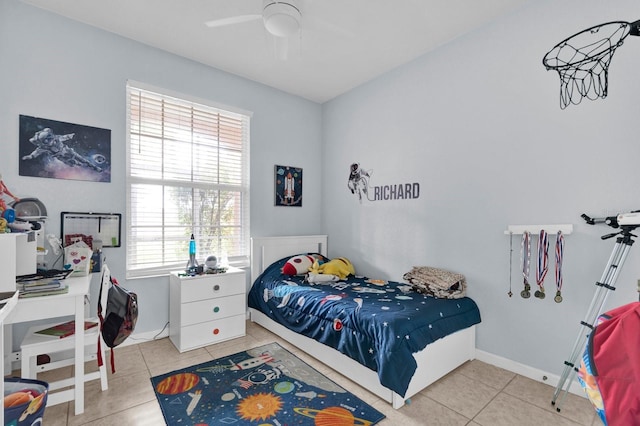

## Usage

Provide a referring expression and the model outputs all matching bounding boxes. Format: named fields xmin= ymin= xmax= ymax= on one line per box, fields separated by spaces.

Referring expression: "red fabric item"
xmin=591 ymin=301 xmax=640 ymax=425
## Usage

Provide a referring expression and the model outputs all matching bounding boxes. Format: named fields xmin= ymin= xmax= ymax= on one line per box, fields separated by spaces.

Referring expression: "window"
xmin=126 ymin=82 xmax=250 ymax=279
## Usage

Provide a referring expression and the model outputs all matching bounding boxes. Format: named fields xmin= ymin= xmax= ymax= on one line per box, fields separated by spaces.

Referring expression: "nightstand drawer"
xmin=178 ymin=314 xmax=246 ymax=351
xmin=181 ymin=293 xmax=246 ymax=326
xmin=181 ymin=272 xmax=245 ymax=303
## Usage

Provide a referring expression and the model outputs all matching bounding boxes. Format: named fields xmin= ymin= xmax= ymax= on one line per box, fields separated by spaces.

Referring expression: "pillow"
xmin=281 ymin=254 xmax=326 ymax=276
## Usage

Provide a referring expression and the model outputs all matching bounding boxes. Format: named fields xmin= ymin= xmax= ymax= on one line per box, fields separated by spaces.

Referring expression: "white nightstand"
xmin=169 ymin=266 xmax=246 ymax=352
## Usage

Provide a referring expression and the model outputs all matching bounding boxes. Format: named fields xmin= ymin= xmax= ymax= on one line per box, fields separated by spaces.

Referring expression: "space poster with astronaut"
xmin=19 ymin=115 xmax=111 ymax=182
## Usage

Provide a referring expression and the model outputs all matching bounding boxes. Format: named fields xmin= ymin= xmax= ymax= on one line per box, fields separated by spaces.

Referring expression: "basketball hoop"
xmin=543 ymin=20 xmax=640 ymax=109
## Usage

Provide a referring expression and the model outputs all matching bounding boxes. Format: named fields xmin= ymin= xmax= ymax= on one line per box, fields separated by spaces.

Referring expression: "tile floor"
xmin=9 ymin=321 xmax=600 ymax=426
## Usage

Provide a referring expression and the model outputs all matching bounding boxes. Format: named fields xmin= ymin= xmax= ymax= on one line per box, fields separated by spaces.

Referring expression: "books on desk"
xmin=18 ymin=284 xmax=69 ymax=298
xmin=34 ymin=320 xmax=98 ymax=338
xmin=17 ymin=269 xmax=72 ymax=282
xmin=16 ymin=270 xmax=72 ymax=298
xmin=17 ymin=279 xmax=69 ymax=298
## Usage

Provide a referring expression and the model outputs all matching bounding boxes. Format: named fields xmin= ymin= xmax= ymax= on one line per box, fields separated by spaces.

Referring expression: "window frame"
xmin=125 ymin=81 xmax=251 ymax=279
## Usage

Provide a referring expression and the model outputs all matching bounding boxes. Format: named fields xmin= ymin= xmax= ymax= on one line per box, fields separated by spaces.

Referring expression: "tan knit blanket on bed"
xmin=402 ymin=266 xmax=467 ymax=299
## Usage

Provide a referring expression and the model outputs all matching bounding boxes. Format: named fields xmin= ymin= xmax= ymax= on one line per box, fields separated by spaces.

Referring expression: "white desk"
xmin=3 ymin=274 xmax=90 ymax=417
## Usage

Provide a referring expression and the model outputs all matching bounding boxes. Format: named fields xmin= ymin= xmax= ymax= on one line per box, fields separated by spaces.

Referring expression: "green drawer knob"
xmin=213 ymin=306 xmax=220 ymax=313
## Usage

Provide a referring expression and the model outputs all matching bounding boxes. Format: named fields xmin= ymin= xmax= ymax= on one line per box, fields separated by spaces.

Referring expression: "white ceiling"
xmin=20 ymin=0 xmax=531 ymax=103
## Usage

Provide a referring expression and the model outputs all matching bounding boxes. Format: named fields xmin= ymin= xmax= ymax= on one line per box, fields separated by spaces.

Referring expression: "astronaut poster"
xmin=19 ymin=115 xmax=111 ymax=182
xmin=274 ymin=165 xmax=302 ymax=207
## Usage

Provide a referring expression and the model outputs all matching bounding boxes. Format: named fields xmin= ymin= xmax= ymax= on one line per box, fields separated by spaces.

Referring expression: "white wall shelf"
xmin=504 ymin=224 xmax=573 ymax=235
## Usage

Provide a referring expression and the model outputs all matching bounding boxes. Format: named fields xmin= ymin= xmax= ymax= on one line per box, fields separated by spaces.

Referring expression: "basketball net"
xmin=543 ymin=21 xmax=640 ymax=109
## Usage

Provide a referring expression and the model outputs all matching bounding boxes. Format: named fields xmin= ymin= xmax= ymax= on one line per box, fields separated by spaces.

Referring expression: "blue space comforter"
xmin=247 ymin=255 xmax=481 ymax=397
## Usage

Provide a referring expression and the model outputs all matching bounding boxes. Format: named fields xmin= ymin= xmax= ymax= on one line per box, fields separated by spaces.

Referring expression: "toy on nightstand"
xmin=185 ymin=234 xmax=203 ymax=275
xmin=204 ymin=254 xmax=228 ymax=274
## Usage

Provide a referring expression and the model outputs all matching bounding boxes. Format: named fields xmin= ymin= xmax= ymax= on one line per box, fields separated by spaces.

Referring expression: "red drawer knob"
xmin=213 ymin=284 xmax=220 ymax=291
xmin=213 ymin=328 xmax=220 ymax=335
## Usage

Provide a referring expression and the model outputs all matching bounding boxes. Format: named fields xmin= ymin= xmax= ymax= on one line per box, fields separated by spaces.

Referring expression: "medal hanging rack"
xmin=505 ymin=224 xmax=572 ymax=301
xmin=504 ymin=224 xmax=573 ymax=236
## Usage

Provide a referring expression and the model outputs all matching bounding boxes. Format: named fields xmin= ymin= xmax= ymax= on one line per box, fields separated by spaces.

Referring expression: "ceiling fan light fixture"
xmin=263 ymin=1 xmax=301 ymax=38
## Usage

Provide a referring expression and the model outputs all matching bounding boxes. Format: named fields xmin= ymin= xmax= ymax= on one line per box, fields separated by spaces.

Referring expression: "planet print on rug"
xmin=150 ymin=342 xmax=385 ymax=425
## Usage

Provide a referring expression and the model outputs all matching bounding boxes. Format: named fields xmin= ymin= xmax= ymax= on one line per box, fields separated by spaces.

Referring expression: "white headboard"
xmin=250 ymin=235 xmax=328 ymax=284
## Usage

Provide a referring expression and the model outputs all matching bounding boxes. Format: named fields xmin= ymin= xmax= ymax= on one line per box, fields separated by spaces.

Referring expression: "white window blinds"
xmin=126 ymin=83 xmax=250 ymax=279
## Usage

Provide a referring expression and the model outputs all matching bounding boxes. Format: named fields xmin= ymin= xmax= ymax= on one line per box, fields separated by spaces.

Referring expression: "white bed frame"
xmin=249 ymin=235 xmax=477 ymax=409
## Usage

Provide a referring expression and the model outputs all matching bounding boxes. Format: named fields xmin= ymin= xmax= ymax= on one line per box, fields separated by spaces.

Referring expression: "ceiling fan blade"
xmin=205 ymin=14 xmax=262 ymax=28
xmin=306 ymin=15 xmax=354 ymax=39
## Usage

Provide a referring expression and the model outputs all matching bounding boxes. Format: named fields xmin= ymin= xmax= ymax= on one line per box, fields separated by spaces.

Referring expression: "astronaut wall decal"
xmin=19 ymin=115 xmax=111 ymax=182
xmin=348 ymin=162 xmax=373 ymax=203
xmin=348 ymin=162 xmax=420 ymax=203
xmin=274 ymin=165 xmax=302 ymax=207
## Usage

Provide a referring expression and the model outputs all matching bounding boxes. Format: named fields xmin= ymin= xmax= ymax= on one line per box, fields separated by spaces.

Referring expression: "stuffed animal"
xmin=306 ymin=272 xmax=340 ymax=284
xmin=309 ymin=257 xmax=355 ymax=280
xmin=282 ymin=254 xmax=325 ymax=275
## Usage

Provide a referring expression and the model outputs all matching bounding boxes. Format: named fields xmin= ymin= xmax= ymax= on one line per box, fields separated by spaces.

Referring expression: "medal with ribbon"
xmin=508 ymin=232 xmax=514 ymax=297
xmin=520 ymin=231 xmax=531 ymax=298
xmin=555 ymin=230 xmax=564 ymax=303
xmin=535 ymin=230 xmax=549 ymax=299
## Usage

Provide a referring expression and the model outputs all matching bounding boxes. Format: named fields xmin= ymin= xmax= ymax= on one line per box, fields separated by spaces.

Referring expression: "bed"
xmin=248 ymin=235 xmax=481 ymax=409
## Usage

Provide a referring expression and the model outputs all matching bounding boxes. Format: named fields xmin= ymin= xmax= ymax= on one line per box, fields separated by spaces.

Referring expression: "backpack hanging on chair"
xmin=97 ymin=265 xmax=139 ymax=373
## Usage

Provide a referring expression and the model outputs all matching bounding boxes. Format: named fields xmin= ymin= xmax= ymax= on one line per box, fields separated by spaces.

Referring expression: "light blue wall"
xmin=322 ymin=0 xmax=640 ymax=376
xmin=0 ymin=0 xmax=323 ymax=340
xmin=3 ymin=0 xmax=639 ymax=377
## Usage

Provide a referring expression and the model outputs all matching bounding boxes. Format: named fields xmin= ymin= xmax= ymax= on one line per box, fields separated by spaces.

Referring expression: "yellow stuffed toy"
xmin=308 ymin=257 xmax=355 ymax=280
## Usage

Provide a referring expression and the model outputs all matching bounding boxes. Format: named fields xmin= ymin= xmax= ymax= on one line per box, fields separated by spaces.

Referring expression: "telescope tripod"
xmin=551 ymin=212 xmax=639 ymax=412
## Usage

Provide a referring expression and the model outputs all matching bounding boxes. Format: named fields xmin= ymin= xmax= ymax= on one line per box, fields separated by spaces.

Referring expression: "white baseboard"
xmin=475 ymin=349 xmax=585 ymax=397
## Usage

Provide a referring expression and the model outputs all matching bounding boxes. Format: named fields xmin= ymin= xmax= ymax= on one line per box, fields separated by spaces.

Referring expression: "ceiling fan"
xmin=206 ymin=1 xmax=302 ymax=36
xmin=205 ymin=0 xmax=343 ymax=59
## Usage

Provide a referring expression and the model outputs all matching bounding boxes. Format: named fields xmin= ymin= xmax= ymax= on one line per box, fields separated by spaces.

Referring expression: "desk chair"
xmin=20 ymin=265 xmax=111 ymax=404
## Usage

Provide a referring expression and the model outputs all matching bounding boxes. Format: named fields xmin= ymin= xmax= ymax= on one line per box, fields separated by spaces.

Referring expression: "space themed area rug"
xmin=151 ymin=342 xmax=385 ymax=425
